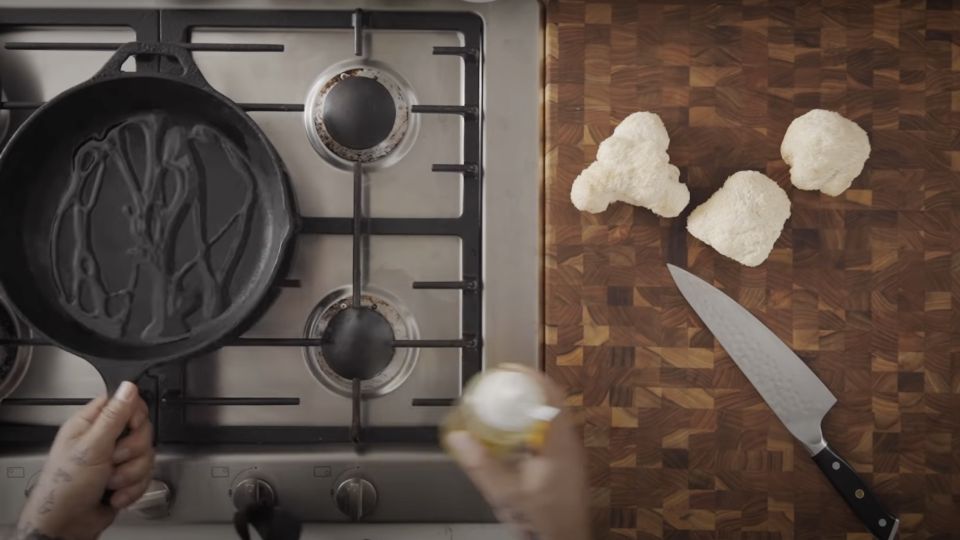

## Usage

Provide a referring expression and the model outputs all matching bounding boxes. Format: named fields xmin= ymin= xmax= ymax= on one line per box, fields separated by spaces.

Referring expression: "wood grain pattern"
xmin=543 ymin=1 xmax=960 ymax=538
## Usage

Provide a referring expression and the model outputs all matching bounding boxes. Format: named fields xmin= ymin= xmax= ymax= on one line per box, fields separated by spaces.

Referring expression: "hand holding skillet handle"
xmin=667 ymin=265 xmax=899 ymax=540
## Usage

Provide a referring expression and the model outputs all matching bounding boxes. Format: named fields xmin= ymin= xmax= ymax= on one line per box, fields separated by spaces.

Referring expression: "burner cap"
xmin=321 ymin=306 xmax=395 ymax=381
xmin=322 ymin=76 xmax=397 ymax=150
xmin=304 ymin=66 xmax=414 ymax=166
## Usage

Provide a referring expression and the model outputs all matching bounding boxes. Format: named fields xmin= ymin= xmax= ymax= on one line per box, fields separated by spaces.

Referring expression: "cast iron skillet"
xmin=0 ymin=42 xmax=298 ymax=393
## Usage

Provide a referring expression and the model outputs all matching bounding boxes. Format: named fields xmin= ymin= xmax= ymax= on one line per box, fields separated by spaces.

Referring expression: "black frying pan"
xmin=0 ymin=42 xmax=297 ymax=392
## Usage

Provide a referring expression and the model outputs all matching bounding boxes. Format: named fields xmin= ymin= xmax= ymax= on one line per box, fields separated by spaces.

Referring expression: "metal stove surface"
xmin=0 ymin=0 xmax=541 ymax=526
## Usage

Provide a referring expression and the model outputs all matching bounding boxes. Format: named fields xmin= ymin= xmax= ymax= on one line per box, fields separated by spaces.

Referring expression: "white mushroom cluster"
xmin=686 ymin=171 xmax=791 ymax=267
xmin=780 ymin=109 xmax=871 ymax=196
xmin=570 ymin=112 xmax=689 ymax=217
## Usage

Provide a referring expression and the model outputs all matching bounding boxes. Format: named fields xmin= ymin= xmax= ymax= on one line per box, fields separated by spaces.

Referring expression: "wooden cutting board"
xmin=543 ymin=1 xmax=960 ymax=538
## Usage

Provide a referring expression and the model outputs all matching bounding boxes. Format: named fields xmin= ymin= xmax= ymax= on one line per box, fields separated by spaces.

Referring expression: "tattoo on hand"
xmin=52 ymin=468 xmax=72 ymax=484
xmin=69 ymin=447 xmax=89 ymax=466
xmin=37 ymin=490 xmax=56 ymax=515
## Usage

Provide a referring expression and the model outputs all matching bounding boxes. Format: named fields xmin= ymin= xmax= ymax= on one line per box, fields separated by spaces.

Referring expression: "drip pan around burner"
xmin=304 ymin=61 xmax=418 ymax=169
xmin=304 ymin=286 xmax=419 ymax=398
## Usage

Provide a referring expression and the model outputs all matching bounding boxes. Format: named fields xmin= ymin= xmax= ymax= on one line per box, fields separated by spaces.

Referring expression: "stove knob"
xmin=126 ymin=480 xmax=172 ymax=519
xmin=232 ymin=478 xmax=277 ymax=511
xmin=334 ymin=477 xmax=377 ymax=521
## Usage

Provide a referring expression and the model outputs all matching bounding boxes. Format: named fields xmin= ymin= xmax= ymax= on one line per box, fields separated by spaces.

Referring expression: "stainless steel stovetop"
xmin=0 ymin=0 xmax=541 ymax=530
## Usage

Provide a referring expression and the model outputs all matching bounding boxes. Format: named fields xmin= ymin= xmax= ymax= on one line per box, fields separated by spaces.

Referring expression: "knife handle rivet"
xmin=879 ymin=519 xmax=888 ymax=527
xmin=832 ymin=462 xmax=840 ymax=470
xmin=855 ymin=489 xmax=865 ymax=499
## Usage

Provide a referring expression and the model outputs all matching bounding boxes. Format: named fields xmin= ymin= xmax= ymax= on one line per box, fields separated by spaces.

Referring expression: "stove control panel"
xmin=0 ymin=449 xmax=493 ymax=524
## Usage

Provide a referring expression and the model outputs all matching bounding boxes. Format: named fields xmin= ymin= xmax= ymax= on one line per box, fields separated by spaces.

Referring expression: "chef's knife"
xmin=667 ymin=264 xmax=898 ymax=540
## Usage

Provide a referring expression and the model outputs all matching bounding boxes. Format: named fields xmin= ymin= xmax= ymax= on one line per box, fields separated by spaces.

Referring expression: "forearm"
xmin=14 ymin=477 xmax=75 ymax=540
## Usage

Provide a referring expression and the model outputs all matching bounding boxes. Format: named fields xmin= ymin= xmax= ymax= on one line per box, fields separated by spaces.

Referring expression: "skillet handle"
xmin=92 ymin=42 xmax=211 ymax=89
xmin=90 ymin=360 xmax=150 ymax=507
xmin=92 ymin=359 xmax=150 ymax=395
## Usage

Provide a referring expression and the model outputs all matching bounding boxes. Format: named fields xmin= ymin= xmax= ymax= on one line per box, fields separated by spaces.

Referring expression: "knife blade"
xmin=667 ymin=264 xmax=899 ymax=540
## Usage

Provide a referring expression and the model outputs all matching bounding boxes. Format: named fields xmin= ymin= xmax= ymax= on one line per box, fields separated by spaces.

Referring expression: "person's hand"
xmin=15 ymin=381 xmax=155 ymax=540
xmin=445 ymin=372 xmax=590 ymax=540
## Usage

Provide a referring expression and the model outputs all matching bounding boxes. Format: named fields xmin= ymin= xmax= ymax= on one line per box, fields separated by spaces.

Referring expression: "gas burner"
xmin=0 ymin=296 xmax=31 ymax=402
xmin=304 ymin=64 xmax=416 ymax=168
xmin=304 ymin=287 xmax=418 ymax=398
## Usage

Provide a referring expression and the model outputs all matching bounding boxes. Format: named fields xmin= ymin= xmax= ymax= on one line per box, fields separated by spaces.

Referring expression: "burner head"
xmin=321 ymin=306 xmax=395 ymax=381
xmin=304 ymin=66 xmax=414 ymax=166
xmin=304 ymin=288 xmax=418 ymax=398
xmin=322 ymin=76 xmax=396 ymax=150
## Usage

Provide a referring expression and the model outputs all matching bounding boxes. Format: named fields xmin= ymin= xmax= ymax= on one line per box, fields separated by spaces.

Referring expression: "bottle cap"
xmin=465 ymin=370 xmax=556 ymax=432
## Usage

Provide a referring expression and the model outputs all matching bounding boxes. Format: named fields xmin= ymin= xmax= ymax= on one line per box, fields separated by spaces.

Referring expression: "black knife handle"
xmin=812 ymin=445 xmax=899 ymax=539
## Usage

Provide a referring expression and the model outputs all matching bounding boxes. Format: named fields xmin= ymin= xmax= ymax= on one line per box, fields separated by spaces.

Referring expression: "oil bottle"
xmin=443 ymin=364 xmax=560 ymax=457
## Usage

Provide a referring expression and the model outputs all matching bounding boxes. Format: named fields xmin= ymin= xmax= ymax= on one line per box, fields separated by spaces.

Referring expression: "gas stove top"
xmin=0 ymin=0 xmax=541 ymax=526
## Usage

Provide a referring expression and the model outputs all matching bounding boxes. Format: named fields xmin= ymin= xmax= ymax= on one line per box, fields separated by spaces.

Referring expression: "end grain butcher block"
xmin=543 ymin=1 xmax=960 ymax=539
